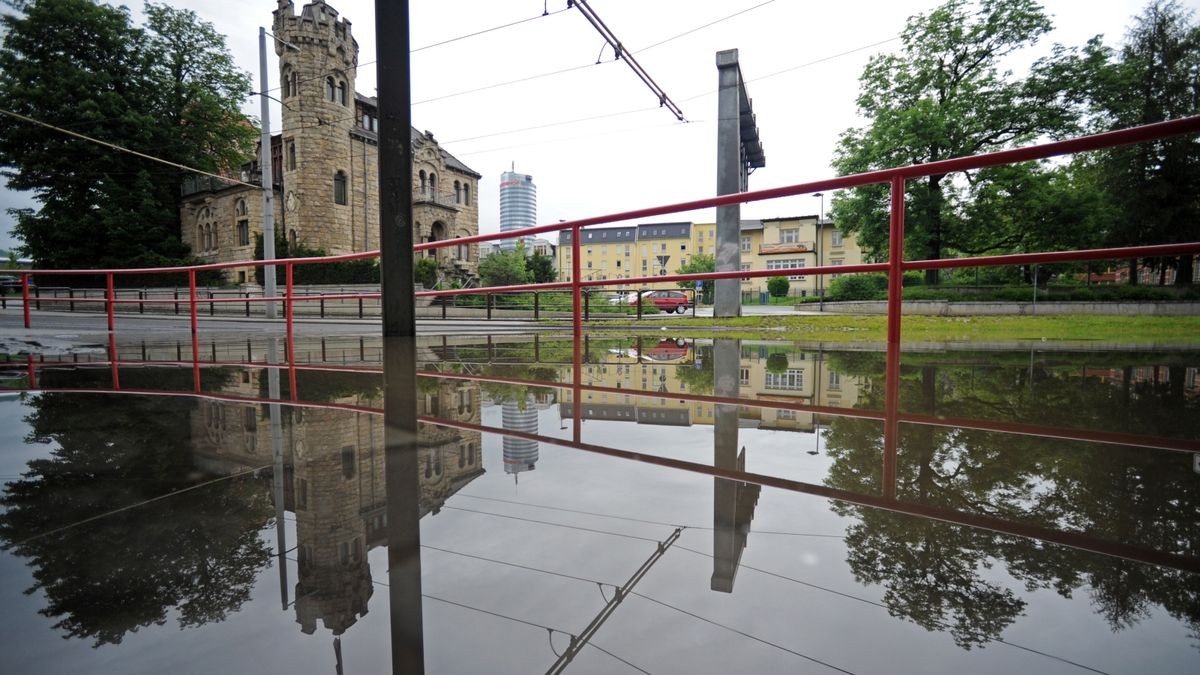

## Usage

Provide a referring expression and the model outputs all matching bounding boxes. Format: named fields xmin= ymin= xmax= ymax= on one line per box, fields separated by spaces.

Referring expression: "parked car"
xmin=644 ymin=290 xmax=690 ymax=313
xmin=640 ymin=338 xmax=689 ymax=362
xmin=0 ymin=275 xmax=32 ymax=295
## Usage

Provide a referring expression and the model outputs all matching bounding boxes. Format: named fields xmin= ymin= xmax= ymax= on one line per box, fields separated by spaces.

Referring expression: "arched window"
xmin=337 ymin=80 xmax=347 ymax=106
xmin=211 ymin=223 xmax=219 ymax=249
xmin=454 ymin=180 xmax=461 ymax=203
xmin=204 ymin=224 xmax=212 ymax=251
xmin=325 ymin=77 xmax=336 ymax=101
xmin=288 ymin=71 xmax=298 ymax=98
xmin=282 ymin=67 xmax=293 ymax=98
xmin=463 ymin=182 xmax=470 ymax=206
xmin=455 ymin=236 xmax=465 ymax=261
xmin=429 ymin=172 xmax=436 ymax=195
xmin=333 ymin=170 xmax=347 ymax=205
xmin=234 ymin=199 xmax=247 ymax=217
xmin=418 ymin=170 xmax=426 ymax=194
xmin=287 ymin=142 xmax=296 ymax=171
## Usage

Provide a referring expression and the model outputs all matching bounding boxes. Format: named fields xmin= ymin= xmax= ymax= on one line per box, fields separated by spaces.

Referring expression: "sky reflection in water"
xmin=0 ymin=334 xmax=1197 ymax=674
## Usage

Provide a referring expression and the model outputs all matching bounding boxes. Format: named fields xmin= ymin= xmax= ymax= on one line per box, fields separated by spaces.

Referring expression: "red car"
xmin=644 ymin=290 xmax=691 ymax=313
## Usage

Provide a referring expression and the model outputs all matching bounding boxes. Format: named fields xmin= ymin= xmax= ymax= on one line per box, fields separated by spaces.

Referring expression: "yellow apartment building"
xmin=555 ymin=341 xmax=861 ymax=432
xmin=555 ymin=217 xmax=863 ymax=298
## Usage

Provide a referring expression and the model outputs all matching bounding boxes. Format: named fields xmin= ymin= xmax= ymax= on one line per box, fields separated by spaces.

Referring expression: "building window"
xmin=334 ymin=170 xmax=347 ymax=204
xmin=741 ymin=235 xmax=751 ymax=252
xmin=739 ymin=367 xmax=749 ymax=385
xmin=454 ymin=180 xmax=461 ymax=203
xmin=765 ymin=369 xmax=804 ymax=390
xmin=419 ymin=170 xmax=426 ymax=193
xmin=287 ymin=142 xmax=296 ymax=171
xmin=326 ymin=77 xmax=336 ymax=101
xmin=337 ymin=80 xmax=347 ymax=106
xmin=463 ymin=183 xmax=470 ymax=205
xmin=341 ymin=446 xmax=355 ymax=479
xmin=828 ymin=370 xmax=842 ymax=390
xmin=781 ymin=228 xmax=799 ymax=244
xmin=777 ymin=409 xmax=797 ymax=421
xmin=830 ymin=259 xmax=844 ymax=278
xmin=429 ymin=172 xmax=436 ymax=195
xmin=767 ymin=258 xmax=806 ymax=280
xmin=831 ymin=229 xmax=844 ymax=247
xmin=237 ymin=220 xmax=249 ymax=246
xmin=203 ymin=224 xmax=212 ymax=251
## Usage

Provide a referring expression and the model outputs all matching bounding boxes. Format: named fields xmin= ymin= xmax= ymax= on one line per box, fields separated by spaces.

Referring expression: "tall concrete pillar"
xmin=715 ymin=50 xmax=743 ymax=318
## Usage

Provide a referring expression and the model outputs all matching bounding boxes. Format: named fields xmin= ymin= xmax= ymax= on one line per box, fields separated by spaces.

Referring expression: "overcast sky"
xmin=0 ymin=0 xmax=1187 ymax=251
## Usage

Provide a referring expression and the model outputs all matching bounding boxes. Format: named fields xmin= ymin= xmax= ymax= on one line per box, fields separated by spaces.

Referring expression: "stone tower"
xmin=273 ymin=0 xmax=358 ymax=255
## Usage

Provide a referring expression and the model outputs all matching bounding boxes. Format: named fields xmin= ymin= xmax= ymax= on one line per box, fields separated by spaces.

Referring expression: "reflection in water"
xmin=0 ymin=335 xmax=1198 ymax=671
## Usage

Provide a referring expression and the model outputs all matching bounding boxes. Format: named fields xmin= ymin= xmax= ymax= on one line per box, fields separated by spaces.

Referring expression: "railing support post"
xmin=584 ymin=290 xmax=590 ymax=321
xmin=534 ymin=292 xmax=540 ymax=320
xmin=105 ymin=273 xmax=115 ymax=332
xmin=637 ymin=290 xmax=642 ymax=320
xmin=68 ymin=288 xmax=74 ymax=313
xmin=572 ymin=225 xmax=582 ymax=344
xmin=21 ymin=273 xmax=31 ymax=329
xmin=188 ymin=269 xmax=200 ymax=392
xmin=486 ymin=293 xmax=493 ymax=320
xmin=883 ymin=174 xmax=905 ymax=501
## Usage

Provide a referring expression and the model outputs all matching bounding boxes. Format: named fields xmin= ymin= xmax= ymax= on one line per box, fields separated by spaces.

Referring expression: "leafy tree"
xmin=525 ymin=251 xmax=557 ymax=284
xmin=767 ymin=276 xmax=789 ymax=298
xmin=415 ymin=256 xmax=439 ymax=289
xmin=1089 ymin=1 xmax=1200 ymax=285
xmin=0 ymin=369 xmax=273 ymax=646
xmin=822 ymin=353 xmax=1200 ymax=647
xmin=0 ymin=0 xmax=254 ymax=269
xmin=478 ymin=244 xmax=531 ymax=287
xmin=832 ymin=0 xmax=1082 ymax=283
xmin=677 ymin=253 xmax=714 ymax=303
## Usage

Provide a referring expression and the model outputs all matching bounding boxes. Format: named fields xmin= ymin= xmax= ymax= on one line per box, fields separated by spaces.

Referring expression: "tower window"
xmin=334 ymin=170 xmax=347 ymax=205
xmin=326 ymin=77 xmax=336 ymax=102
xmin=237 ymin=220 xmax=249 ymax=246
xmin=463 ymin=183 xmax=469 ymax=205
xmin=287 ymin=141 xmax=296 ymax=171
xmin=454 ymin=180 xmax=461 ymax=203
xmin=419 ymin=170 xmax=426 ymax=194
xmin=337 ymin=81 xmax=347 ymax=106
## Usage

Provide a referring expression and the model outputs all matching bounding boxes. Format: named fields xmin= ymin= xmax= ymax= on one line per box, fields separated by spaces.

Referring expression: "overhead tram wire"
xmin=412 ymin=0 xmax=779 ymax=107
xmin=436 ymin=33 xmax=905 ymax=150
xmin=569 ymin=0 xmax=686 ymax=121
xmin=0 ymin=108 xmax=261 ymax=190
xmin=275 ymin=0 xmax=785 ymax=137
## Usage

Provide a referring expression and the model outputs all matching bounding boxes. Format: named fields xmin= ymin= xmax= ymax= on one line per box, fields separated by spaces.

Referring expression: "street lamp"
xmin=813 ymin=192 xmax=825 ymax=311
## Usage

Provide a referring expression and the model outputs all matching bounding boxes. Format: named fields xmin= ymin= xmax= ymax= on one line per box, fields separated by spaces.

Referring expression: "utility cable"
xmin=629 ymin=591 xmax=856 ymax=674
xmin=0 ymin=108 xmax=262 ymax=190
xmin=263 ymin=7 xmax=572 ymax=96
xmin=636 ymin=0 xmax=776 ymax=53
xmin=442 ymin=505 xmax=667 ymax=543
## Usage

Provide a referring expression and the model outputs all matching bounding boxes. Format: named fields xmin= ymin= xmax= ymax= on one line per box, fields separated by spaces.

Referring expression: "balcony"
xmin=758 ymin=241 xmax=814 ymax=255
xmin=413 ymin=190 xmax=461 ymax=210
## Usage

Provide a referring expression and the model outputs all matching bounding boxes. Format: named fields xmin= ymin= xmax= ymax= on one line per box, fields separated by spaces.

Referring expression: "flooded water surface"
xmin=0 ymin=334 xmax=1197 ymax=674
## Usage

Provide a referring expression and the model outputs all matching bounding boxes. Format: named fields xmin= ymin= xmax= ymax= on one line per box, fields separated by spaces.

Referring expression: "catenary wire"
xmin=0 ymin=108 xmax=261 ymax=190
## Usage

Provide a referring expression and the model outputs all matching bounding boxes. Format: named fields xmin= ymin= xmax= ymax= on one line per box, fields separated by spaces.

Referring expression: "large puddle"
xmin=0 ymin=334 xmax=1197 ymax=673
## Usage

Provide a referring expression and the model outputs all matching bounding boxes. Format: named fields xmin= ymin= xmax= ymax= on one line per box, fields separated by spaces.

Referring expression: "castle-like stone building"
xmin=181 ymin=0 xmax=481 ymax=285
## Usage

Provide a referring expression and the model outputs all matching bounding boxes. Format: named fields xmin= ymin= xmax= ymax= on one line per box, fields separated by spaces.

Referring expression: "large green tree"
xmin=1090 ymin=1 xmax=1200 ymax=285
xmin=832 ymin=0 xmax=1085 ymax=283
xmin=0 ymin=0 xmax=254 ymax=270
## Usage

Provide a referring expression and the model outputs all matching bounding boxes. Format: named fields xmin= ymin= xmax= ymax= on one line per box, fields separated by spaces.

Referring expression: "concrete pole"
xmin=259 ymin=27 xmax=278 ymax=319
xmin=266 ymin=338 xmax=287 ymax=610
xmin=711 ymin=337 xmax=743 ymax=591
xmin=715 ymin=50 xmax=743 ymax=318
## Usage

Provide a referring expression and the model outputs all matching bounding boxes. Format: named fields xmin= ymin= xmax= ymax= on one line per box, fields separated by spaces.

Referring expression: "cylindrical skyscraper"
xmin=501 ymin=399 xmax=539 ymax=480
xmin=498 ymin=170 xmax=536 ymax=251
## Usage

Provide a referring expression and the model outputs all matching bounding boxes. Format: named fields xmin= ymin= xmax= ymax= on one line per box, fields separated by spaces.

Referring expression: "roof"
xmin=637 ymin=222 xmax=692 ymax=240
xmin=352 ymin=94 xmax=480 ymax=178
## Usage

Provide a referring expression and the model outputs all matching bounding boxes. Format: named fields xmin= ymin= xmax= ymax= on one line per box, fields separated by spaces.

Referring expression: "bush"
xmin=415 ymin=257 xmax=438 ymax=289
xmin=766 ymin=352 xmax=790 ymax=374
xmin=767 ymin=276 xmax=790 ymax=298
xmin=254 ymin=233 xmax=379 ymax=285
xmin=827 ymin=273 xmax=888 ymax=301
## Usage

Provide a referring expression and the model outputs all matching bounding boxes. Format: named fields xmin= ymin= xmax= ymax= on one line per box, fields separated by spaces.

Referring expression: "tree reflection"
xmin=823 ymin=353 xmax=1200 ymax=648
xmin=0 ymin=369 xmax=274 ymax=646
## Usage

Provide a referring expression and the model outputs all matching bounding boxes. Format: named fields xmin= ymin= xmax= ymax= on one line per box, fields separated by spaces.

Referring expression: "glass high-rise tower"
xmin=498 ymin=170 xmax=536 ymax=251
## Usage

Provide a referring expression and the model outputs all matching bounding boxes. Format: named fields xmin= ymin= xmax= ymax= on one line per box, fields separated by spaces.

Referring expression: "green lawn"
xmin=578 ymin=314 xmax=1200 ymax=344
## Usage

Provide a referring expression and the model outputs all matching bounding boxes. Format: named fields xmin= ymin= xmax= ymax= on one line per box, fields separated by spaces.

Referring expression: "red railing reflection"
xmin=4 ymin=115 xmax=1200 ymax=573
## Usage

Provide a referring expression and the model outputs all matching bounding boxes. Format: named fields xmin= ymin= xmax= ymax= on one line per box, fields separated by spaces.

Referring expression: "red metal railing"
xmin=5 ymin=116 xmax=1200 ymax=563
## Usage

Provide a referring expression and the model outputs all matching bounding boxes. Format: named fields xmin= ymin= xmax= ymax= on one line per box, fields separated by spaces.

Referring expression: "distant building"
xmin=499 ymin=171 xmax=537 ymax=251
xmin=179 ymin=1 xmax=481 ymax=285
xmin=555 ymin=216 xmax=863 ymax=296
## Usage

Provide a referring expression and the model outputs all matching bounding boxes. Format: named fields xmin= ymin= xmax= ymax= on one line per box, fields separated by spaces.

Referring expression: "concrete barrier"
xmin=812 ymin=300 xmax=1200 ymax=316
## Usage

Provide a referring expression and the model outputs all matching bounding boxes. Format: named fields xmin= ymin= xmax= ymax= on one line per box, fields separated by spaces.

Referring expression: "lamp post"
xmin=814 ymin=192 xmax=825 ymax=311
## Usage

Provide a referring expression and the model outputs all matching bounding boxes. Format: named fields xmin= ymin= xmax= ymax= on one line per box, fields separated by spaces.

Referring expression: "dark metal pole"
xmin=377 ymin=2 xmax=423 ymax=674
